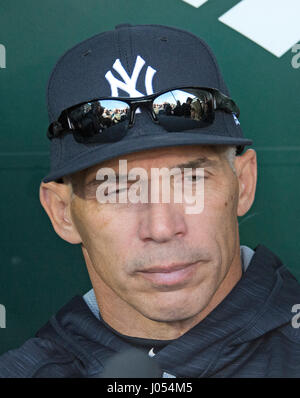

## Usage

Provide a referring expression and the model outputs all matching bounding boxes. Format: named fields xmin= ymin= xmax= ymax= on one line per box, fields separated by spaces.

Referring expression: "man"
xmin=0 ymin=23 xmax=299 ymax=378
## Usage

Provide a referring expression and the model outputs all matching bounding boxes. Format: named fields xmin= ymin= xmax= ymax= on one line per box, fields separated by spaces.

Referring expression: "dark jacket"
xmin=0 ymin=244 xmax=299 ymax=378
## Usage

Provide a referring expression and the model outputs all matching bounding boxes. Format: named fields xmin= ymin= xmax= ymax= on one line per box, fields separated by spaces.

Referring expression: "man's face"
xmin=68 ymin=145 xmax=243 ymax=324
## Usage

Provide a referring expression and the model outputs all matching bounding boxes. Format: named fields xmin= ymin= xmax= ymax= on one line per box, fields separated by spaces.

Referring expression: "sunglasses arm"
xmin=213 ymin=90 xmax=240 ymax=118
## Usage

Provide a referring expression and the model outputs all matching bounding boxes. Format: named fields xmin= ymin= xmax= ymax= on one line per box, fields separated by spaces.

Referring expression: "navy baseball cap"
xmin=43 ymin=23 xmax=253 ymax=183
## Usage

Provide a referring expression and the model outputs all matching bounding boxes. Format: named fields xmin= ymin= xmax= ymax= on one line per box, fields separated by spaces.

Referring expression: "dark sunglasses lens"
xmin=68 ymin=100 xmax=130 ymax=142
xmin=153 ymin=89 xmax=214 ymax=132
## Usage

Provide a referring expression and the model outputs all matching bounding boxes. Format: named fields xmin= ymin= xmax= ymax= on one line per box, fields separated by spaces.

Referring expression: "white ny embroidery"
xmin=105 ymin=55 xmax=157 ymax=97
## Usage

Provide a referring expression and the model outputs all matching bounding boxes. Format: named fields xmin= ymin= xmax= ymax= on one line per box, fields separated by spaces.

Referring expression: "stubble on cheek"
xmin=70 ymin=196 xmax=113 ymax=249
xmin=69 ymin=198 xmax=125 ymax=301
xmin=219 ymin=168 xmax=239 ymax=214
xmin=70 ymin=197 xmax=129 ymax=281
xmin=205 ymin=173 xmax=239 ymax=285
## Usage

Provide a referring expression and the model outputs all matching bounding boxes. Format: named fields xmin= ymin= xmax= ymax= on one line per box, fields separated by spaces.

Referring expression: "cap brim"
xmin=42 ymin=132 xmax=253 ymax=183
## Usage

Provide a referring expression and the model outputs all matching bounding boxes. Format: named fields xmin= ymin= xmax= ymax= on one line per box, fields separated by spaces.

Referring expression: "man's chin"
xmin=140 ymin=300 xmax=210 ymax=324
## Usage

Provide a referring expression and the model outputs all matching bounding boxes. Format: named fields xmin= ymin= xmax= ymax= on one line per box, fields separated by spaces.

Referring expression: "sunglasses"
xmin=47 ymin=86 xmax=240 ymax=145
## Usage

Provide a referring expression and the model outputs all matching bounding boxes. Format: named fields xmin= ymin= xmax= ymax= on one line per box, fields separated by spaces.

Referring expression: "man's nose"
xmin=138 ymin=203 xmax=187 ymax=243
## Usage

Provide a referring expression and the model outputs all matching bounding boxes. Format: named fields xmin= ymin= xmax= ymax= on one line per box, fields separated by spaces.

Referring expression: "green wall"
xmin=0 ymin=0 xmax=299 ymax=354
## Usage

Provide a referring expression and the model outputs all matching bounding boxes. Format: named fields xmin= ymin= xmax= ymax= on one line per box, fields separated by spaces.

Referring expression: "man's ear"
xmin=235 ymin=149 xmax=258 ymax=217
xmin=39 ymin=181 xmax=82 ymax=244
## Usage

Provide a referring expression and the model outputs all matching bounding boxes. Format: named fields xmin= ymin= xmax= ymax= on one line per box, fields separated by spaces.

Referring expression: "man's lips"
xmin=141 ymin=261 xmax=197 ymax=273
xmin=136 ymin=261 xmax=200 ymax=286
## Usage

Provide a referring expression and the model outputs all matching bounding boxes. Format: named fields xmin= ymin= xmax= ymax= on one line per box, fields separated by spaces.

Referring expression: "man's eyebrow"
xmin=174 ymin=156 xmax=219 ymax=169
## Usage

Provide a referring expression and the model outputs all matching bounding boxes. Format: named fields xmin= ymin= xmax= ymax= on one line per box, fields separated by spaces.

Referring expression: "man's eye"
xmin=105 ymin=186 xmax=128 ymax=196
xmin=114 ymin=187 xmax=128 ymax=194
xmin=184 ymin=174 xmax=206 ymax=182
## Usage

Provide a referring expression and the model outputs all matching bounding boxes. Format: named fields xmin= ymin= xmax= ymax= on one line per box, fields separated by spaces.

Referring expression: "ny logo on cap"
xmin=105 ymin=55 xmax=157 ymax=97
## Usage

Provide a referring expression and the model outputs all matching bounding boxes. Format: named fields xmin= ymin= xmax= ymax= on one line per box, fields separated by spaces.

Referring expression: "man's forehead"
xmin=84 ymin=145 xmax=221 ymax=177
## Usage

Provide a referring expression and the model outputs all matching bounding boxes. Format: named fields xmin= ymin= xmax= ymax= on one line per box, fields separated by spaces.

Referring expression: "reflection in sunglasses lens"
xmin=153 ymin=89 xmax=211 ymax=121
xmin=69 ymin=100 xmax=130 ymax=136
